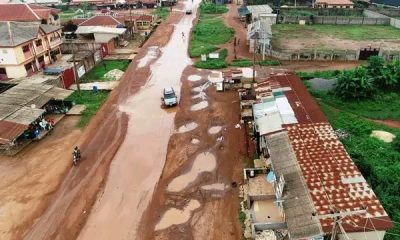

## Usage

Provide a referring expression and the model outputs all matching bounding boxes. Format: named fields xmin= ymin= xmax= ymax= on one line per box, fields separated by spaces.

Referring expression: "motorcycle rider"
xmin=73 ymin=146 xmax=81 ymax=165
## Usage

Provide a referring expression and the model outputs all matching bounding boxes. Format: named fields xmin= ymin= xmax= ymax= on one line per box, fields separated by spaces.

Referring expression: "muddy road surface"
xmin=77 ymin=1 xmax=201 ymax=240
xmin=21 ymin=2 xmax=196 ymax=240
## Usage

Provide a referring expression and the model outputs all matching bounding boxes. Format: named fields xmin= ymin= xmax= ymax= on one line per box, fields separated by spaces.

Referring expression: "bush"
xmin=199 ymin=3 xmax=228 ymax=14
xmin=334 ymin=67 xmax=375 ymax=100
xmin=258 ymin=59 xmax=280 ymax=66
xmin=393 ymin=134 xmax=400 ymax=151
xmin=297 ymin=70 xmax=340 ymax=80
xmin=231 ymin=59 xmax=252 ymax=67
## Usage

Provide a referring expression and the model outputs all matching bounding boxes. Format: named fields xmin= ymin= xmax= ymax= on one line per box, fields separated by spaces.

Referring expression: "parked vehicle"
xmin=185 ymin=8 xmax=192 ymax=14
xmin=162 ymin=87 xmax=178 ymax=107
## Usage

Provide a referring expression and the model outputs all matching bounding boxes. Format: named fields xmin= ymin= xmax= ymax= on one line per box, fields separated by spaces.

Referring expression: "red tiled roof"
xmin=79 ymin=15 xmax=122 ymax=27
xmin=0 ymin=120 xmax=27 ymax=145
xmin=286 ymin=123 xmax=393 ymax=233
xmin=0 ymin=4 xmax=40 ymax=21
xmin=0 ymin=4 xmax=60 ymax=22
xmin=71 ymin=18 xmax=87 ymax=26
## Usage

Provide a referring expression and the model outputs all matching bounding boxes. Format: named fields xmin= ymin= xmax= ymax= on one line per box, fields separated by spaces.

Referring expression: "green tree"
xmin=334 ymin=67 xmax=375 ymax=100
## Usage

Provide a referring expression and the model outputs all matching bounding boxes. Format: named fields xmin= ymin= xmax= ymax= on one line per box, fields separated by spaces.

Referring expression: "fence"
xmin=363 ymin=9 xmax=400 ymax=29
xmin=281 ymin=15 xmax=390 ymax=25
xmin=265 ymin=48 xmax=400 ymax=61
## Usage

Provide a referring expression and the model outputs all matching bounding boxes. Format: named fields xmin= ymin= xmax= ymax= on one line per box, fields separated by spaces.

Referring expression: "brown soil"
xmin=137 ymin=66 xmax=245 ymax=240
xmin=222 ymin=4 xmax=253 ymax=63
xmin=369 ymin=119 xmax=400 ymax=129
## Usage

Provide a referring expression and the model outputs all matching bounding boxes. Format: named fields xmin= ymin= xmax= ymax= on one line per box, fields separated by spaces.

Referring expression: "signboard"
xmin=77 ymin=65 xmax=85 ymax=78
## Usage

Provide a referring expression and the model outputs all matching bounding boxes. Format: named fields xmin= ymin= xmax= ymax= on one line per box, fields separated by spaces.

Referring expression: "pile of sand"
xmin=104 ymin=69 xmax=125 ymax=81
xmin=370 ymin=130 xmax=396 ymax=143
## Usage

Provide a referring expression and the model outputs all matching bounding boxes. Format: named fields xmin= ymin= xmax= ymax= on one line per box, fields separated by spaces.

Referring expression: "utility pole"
xmin=70 ymin=42 xmax=81 ymax=94
xmin=252 ymin=31 xmax=258 ymax=83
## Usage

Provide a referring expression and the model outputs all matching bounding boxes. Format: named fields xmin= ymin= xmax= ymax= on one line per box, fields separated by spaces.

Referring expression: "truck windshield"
xmin=165 ymin=93 xmax=175 ymax=99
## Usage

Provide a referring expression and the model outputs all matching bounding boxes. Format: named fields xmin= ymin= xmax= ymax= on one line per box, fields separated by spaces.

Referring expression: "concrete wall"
xmin=266 ymin=48 xmax=359 ymax=61
xmin=339 ymin=230 xmax=386 ymax=240
xmin=5 ymin=65 xmax=27 ymax=78
xmin=363 ymin=9 xmax=400 ymax=29
xmin=0 ymin=48 xmax=18 ymax=65
xmin=282 ymin=16 xmax=390 ymax=25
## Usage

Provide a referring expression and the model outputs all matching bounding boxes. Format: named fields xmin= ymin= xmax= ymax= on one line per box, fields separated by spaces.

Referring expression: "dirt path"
xmin=0 ymin=116 xmax=81 ymax=240
xmin=221 ymin=4 xmax=252 ymax=63
xmin=20 ymin=4 xmax=183 ymax=240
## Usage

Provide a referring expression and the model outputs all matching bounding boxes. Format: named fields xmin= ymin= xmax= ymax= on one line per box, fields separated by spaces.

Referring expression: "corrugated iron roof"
xmin=79 ymin=15 xmax=122 ymax=27
xmin=0 ymin=120 xmax=28 ymax=145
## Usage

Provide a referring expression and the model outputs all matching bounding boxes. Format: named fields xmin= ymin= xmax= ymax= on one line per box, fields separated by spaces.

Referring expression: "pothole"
xmin=190 ymin=101 xmax=208 ymax=111
xmin=177 ymin=122 xmax=198 ymax=133
xmin=167 ymin=152 xmax=217 ymax=192
xmin=191 ymin=138 xmax=200 ymax=144
xmin=208 ymin=126 xmax=222 ymax=135
xmin=155 ymin=199 xmax=201 ymax=231
xmin=137 ymin=46 xmax=158 ymax=68
xmin=201 ymin=183 xmax=227 ymax=191
xmin=188 ymin=75 xmax=202 ymax=82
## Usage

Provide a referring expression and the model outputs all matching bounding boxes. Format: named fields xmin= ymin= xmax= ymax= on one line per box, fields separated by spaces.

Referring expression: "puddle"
xmin=188 ymin=75 xmax=202 ymax=82
xmin=191 ymin=82 xmax=210 ymax=93
xmin=191 ymin=138 xmax=200 ymax=144
xmin=201 ymin=183 xmax=227 ymax=191
xmin=167 ymin=152 xmax=217 ymax=192
xmin=137 ymin=46 xmax=158 ymax=68
xmin=192 ymin=92 xmax=206 ymax=100
xmin=177 ymin=122 xmax=198 ymax=133
xmin=190 ymin=101 xmax=208 ymax=111
xmin=155 ymin=199 xmax=200 ymax=231
xmin=208 ymin=126 xmax=222 ymax=135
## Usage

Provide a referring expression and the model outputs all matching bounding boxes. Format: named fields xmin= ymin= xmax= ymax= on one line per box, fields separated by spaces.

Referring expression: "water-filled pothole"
xmin=208 ymin=126 xmax=222 ymax=135
xmin=188 ymin=75 xmax=202 ymax=82
xmin=190 ymin=101 xmax=208 ymax=111
xmin=167 ymin=152 xmax=217 ymax=192
xmin=155 ymin=199 xmax=200 ymax=231
xmin=177 ymin=122 xmax=198 ymax=133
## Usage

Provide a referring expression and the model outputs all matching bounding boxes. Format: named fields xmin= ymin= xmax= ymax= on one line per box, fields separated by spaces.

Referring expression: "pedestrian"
xmin=182 ymin=32 xmax=185 ymax=38
xmin=103 ymin=61 xmax=107 ymax=71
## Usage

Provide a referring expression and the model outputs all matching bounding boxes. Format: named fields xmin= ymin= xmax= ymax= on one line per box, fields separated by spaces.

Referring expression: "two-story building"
xmin=0 ymin=3 xmax=61 ymax=25
xmin=0 ymin=22 xmax=62 ymax=80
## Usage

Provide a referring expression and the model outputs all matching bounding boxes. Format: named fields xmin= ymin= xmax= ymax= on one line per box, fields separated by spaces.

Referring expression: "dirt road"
xmin=77 ymin=1 xmax=201 ymax=240
xmin=21 ymin=3 xmax=191 ymax=240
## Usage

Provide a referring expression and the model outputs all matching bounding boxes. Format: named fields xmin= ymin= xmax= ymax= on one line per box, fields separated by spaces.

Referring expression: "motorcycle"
xmin=72 ymin=151 xmax=81 ymax=166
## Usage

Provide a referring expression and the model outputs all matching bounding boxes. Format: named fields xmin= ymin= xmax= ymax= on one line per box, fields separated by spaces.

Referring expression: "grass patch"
xmin=313 ymin=91 xmax=400 ymax=120
xmin=154 ymin=7 xmax=170 ymax=20
xmin=66 ymin=91 xmax=109 ymax=128
xmin=272 ymin=24 xmax=400 ymax=42
xmin=297 ymin=70 xmax=341 ymax=80
xmin=189 ymin=4 xmax=234 ymax=58
xmin=194 ymin=49 xmax=228 ymax=69
xmin=231 ymin=58 xmax=253 ymax=67
xmin=199 ymin=2 xmax=229 ymax=14
xmin=80 ymin=60 xmax=129 ymax=82
xmin=318 ymin=103 xmax=400 ymax=240
xmin=258 ymin=59 xmax=280 ymax=66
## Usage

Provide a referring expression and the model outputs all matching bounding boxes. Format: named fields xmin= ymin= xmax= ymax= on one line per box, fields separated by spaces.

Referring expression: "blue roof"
xmin=372 ymin=0 xmax=400 ymax=7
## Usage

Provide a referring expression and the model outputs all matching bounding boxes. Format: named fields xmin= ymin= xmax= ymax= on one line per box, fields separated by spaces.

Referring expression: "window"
xmin=35 ymin=40 xmax=42 ymax=47
xmin=0 ymin=68 xmax=6 ymax=74
xmin=22 ymin=45 xmax=30 ymax=53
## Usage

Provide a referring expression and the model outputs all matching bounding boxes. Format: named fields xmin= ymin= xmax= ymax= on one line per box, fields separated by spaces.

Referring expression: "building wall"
xmin=0 ymin=48 xmax=18 ymax=65
xmin=339 ymin=230 xmax=386 ymax=240
xmin=5 ymin=65 xmax=27 ymax=78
